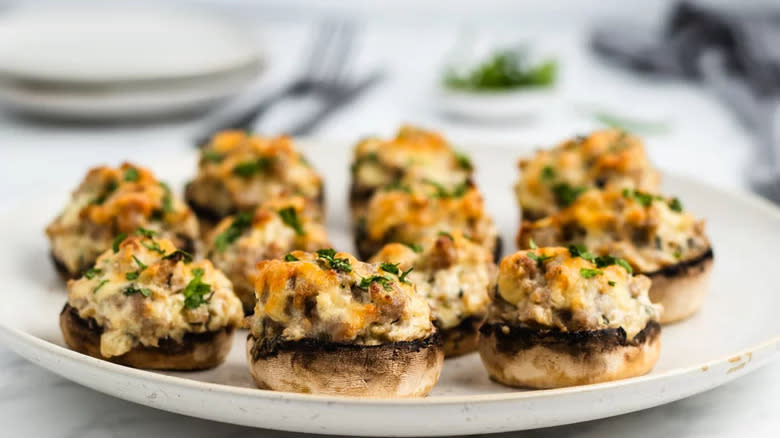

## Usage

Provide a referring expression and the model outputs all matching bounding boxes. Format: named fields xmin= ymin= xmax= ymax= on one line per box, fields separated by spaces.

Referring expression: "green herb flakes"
xmin=284 ymin=253 xmax=299 ymax=262
xmin=316 ymin=249 xmax=352 ymax=273
xmin=580 ymin=268 xmax=602 ymax=279
xmin=181 ymin=268 xmax=212 ymax=309
xmin=232 ymin=157 xmax=272 ymax=178
xmin=112 ymin=233 xmax=127 ymax=253
xmin=93 ymin=279 xmax=109 ymax=294
xmin=84 ymin=267 xmax=102 ymax=280
xmin=123 ymin=167 xmax=140 ymax=182
xmin=278 ymin=207 xmax=305 ymax=236
xmin=214 ymin=211 xmax=253 ymax=252
xmin=552 ymin=183 xmax=585 ymax=207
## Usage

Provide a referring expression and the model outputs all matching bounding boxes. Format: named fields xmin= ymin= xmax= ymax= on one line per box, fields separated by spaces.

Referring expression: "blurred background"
xmin=1 ymin=0 xmax=779 ymax=436
xmin=2 ymin=0 xmax=780 ymax=204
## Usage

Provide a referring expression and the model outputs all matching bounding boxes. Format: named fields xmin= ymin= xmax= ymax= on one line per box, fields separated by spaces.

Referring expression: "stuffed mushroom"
xmin=206 ymin=196 xmax=330 ymax=313
xmin=355 ymin=180 xmax=499 ymax=260
xmin=370 ymin=231 xmax=496 ymax=357
xmin=245 ymin=249 xmax=444 ymax=397
xmin=350 ymin=125 xmax=472 ymax=222
xmin=515 ymin=129 xmax=660 ymax=220
xmin=186 ymin=130 xmax=324 ymax=229
xmin=46 ymin=163 xmax=199 ymax=280
xmin=479 ymin=247 xmax=662 ymax=389
xmin=60 ymin=231 xmax=243 ymax=370
xmin=517 ymin=188 xmax=712 ymax=323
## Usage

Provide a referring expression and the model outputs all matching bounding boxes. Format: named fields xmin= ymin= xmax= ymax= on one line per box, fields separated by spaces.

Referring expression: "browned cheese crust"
xmin=479 ymin=321 xmax=661 ymax=389
xmin=60 ymin=304 xmax=234 ymax=371
xmin=246 ymin=333 xmax=444 ymax=397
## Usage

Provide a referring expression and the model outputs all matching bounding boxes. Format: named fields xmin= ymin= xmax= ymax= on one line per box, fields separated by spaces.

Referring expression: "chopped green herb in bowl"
xmin=444 ymin=49 xmax=557 ymax=92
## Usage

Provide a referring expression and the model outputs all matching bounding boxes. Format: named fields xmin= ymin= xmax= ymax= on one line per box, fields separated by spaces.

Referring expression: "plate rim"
xmin=1 ymin=167 xmax=779 ymax=406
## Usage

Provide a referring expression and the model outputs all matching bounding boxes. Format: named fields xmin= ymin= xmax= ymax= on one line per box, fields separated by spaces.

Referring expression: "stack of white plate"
xmin=0 ymin=6 xmax=264 ymax=120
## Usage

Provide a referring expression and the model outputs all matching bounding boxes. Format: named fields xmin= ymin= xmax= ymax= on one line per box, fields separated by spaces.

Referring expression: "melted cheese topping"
xmin=46 ymin=163 xmax=199 ymax=275
xmin=518 ymin=189 xmax=710 ymax=272
xmin=514 ymin=129 xmax=660 ymax=218
xmin=247 ymin=251 xmax=435 ymax=345
xmin=186 ymin=131 xmax=323 ymax=217
xmin=206 ymin=197 xmax=330 ymax=298
xmin=370 ymin=232 xmax=496 ymax=329
xmin=67 ymin=235 xmax=243 ymax=358
xmin=490 ymin=248 xmax=659 ymax=339
xmin=351 ymin=125 xmax=472 ymax=198
xmin=362 ymin=182 xmax=498 ymax=255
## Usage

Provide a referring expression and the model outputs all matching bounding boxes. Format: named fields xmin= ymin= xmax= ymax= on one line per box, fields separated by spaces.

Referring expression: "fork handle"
xmin=193 ymin=83 xmax=297 ymax=147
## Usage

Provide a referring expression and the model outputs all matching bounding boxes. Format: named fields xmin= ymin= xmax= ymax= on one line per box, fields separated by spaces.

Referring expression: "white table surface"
xmin=0 ymin=12 xmax=778 ymax=437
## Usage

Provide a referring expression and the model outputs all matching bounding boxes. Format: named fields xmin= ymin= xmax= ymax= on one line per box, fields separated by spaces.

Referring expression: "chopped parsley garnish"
xmin=135 ymin=227 xmax=157 ymax=238
xmin=528 ymin=238 xmax=538 ymax=249
xmin=454 ymin=151 xmax=473 ymax=171
xmin=112 ymin=233 xmax=127 ymax=253
xmin=673 ymin=250 xmax=682 ymax=259
xmin=568 ymin=244 xmax=633 ymax=274
xmin=123 ymin=167 xmax=139 ymax=182
xmin=232 ymin=157 xmax=272 ymax=178
xmin=359 ymin=275 xmax=393 ymax=291
xmin=568 ymin=243 xmax=596 ymax=262
xmin=552 ymin=183 xmax=586 ymax=207
xmin=162 ymin=250 xmax=193 ymax=264
xmin=399 ymin=267 xmax=414 ymax=284
xmin=84 ymin=268 xmax=102 ymax=280
xmin=541 ymin=165 xmax=556 ymax=182
xmin=443 ymin=50 xmax=557 ymax=91
xmin=527 ymin=251 xmax=554 ymax=269
xmin=383 ymin=180 xmax=412 ymax=193
xmin=284 ymin=253 xmax=299 ymax=262
xmin=132 ymin=255 xmax=147 ymax=270
xmin=125 ymin=271 xmax=140 ymax=281
xmin=123 ymin=285 xmax=151 ymax=297
xmin=438 ymin=231 xmax=454 ymax=240
xmin=668 ymin=197 xmax=683 ymax=212
xmin=622 ymin=188 xmax=662 ymax=207
xmin=608 ymin=280 xmax=616 ymax=287
xmin=93 ymin=279 xmax=109 ymax=294
xmin=403 ymin=242 xmax=423 ymax=253
xmin=278 ymin=207 xmax=305 ymax=236
xmin=316 ymin=248 xmax=352 ymax=273
xmin=379 ymin=262 xmax=401 ymax=275
xmin=424 ymin=179 xmax=469 ymax=199
xmin=92 ymin=180 xmax=118 ymax=205
xmin=140 ymin=238 xmax=165 ymax=254
xmin=214 ymin=211 xmax=253 ymax=252
xmin=580 ymin=268 xmax=602 ymax=278
xmin=202 ymin=149 xmax=224 ymax=163
xmin=181 ymin=268 xmax=212 ymax=309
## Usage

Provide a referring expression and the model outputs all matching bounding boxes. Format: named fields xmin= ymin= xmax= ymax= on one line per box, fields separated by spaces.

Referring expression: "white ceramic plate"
xmin=0 ymin=142 xmax=778 ymax=436
xmin=0 ymin=6 xmax=263 ymax=120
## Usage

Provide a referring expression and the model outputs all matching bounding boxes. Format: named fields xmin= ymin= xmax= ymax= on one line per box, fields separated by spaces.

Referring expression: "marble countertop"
xmin=1 ymin=11 xmax=778 ymax=437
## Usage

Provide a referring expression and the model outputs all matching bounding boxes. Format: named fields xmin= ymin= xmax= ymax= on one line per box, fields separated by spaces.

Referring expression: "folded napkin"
xmin=592 ymin=1 xmax=780 ymax=97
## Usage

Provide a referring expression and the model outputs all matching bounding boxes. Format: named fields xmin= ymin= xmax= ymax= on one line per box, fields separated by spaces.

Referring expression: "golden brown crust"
xmin=478 ymin=321 xmax=661 ymax=389
xmin=646 ymin=248 xmax=714 ymax=324
xmin=246 ymin=333 xmax=444 ymax=397
xmin=60 ymin=304 xmax=234 ymax=371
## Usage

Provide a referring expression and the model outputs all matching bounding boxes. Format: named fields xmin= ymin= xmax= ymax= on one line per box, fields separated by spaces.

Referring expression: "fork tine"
xmin=322 ymin=21 xmax=356 ymax=85
xmin=303 ymin=22 xmax=337 ymax=80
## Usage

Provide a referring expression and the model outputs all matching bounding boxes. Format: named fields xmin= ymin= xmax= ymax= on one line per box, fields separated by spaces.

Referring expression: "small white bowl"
xmin=436 ymin=85 xmax=558 ymax=122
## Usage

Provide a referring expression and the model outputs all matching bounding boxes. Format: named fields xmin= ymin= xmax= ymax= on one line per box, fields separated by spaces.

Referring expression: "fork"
xmin=194 ymin=21 xmax=382 ymax=146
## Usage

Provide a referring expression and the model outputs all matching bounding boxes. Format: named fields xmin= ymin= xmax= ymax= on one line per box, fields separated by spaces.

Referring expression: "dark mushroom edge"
xmin=59 ymin=304 xmax=234 ymax=371
xmin=478 ymin=320 xmax=661 ymax=389
xmin=246 ymin=332 xmax=444 ymax=397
